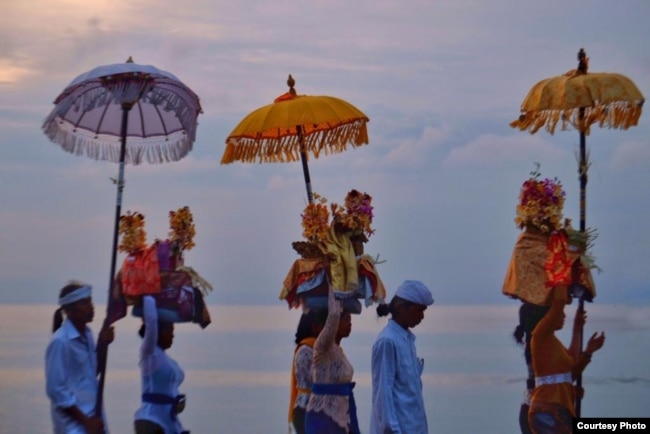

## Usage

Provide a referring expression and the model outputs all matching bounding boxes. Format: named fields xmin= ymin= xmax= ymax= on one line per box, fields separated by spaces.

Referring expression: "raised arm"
xmin=141 ymin=295 xmax=158 ymax=358
xmin=532 ymin=285 xmax=568 ymax=338
xmin=568 ymin=306 xmax=586 ymax=360
xmin=314 ymin=283 xmax=342 ymax=355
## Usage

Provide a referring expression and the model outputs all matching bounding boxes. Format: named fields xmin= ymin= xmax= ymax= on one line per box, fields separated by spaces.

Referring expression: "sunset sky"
xmin=1 ymin=0 xmax=648 ymax=307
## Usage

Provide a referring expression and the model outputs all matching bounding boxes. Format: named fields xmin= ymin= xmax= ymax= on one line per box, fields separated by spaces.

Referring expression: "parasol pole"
xmin=574 ymin=49 xmax=589 ymax=417
xmin=575 ymin=110 xmax=587 ymax=417
xmin=297 ymin=124 xmax=314 ymax=203
xmin=95 ymin=102 xmax=133 ymax=417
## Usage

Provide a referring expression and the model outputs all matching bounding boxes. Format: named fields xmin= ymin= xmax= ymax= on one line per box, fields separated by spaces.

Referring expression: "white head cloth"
xmin=394 ymin=280 xmax=434 ymax=306
xmin=59 ymin=284 xmax=92 ymax=306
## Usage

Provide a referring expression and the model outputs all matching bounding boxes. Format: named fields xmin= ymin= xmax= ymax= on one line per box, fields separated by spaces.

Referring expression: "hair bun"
xmin=376 ymin=303 xmax=390 ymax=317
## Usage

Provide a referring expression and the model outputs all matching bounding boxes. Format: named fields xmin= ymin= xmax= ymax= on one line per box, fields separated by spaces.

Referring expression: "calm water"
xmin=1 ymin=304 xmax=648 ymax=433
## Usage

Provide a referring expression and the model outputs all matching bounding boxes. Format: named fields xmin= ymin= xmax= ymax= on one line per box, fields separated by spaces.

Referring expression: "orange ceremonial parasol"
xmin=221 ymin=75 xmax=370 ymax=202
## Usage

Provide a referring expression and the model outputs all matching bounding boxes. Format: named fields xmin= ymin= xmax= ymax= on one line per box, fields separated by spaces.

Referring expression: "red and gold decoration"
xmin=114 ymin=206 xmax=212 ymax=328
xmin=503 ymin=168 xmax=597 ymax=305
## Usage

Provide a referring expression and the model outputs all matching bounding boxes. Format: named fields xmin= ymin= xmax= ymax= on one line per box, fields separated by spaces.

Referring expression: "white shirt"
xmin=370 ymin=319 xmax=427 ymax=434
xmin=45 ymin=318 xmax=104 ymax=434
xmin=134 ymin=296 xmax=185 ymax=434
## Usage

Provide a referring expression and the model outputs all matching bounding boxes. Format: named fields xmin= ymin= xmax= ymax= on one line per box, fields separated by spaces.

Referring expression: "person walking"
xmin=46 ymin=281 xmax=115 ymax=434
xmin=528 ymin=286 xmax=605 ymax=433
xmin=305 ymin=285 xmax=359 ymax=434
xmin=134 ymin=295 xmax=189 ymax=434
xmin=370 ymin=280 xmax=434 ymax=434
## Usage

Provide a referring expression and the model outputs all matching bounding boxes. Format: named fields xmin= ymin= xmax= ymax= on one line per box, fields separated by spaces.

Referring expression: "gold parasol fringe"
xmin=510 ymin=101 xmax=643 ymax=135
xmin=221 ymin=120 xmax=369 ymax=164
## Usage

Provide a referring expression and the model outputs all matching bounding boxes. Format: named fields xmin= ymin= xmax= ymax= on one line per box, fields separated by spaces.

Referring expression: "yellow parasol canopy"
xmin=222 ymin=96 xmax=368 ymax=164
xmin=222 ymin=75 xmax=369 ymax=164
xmin=511 ymin=49 xmax=644 ymax=135
xmin=221 ymin=75 xmax=370 ymax=202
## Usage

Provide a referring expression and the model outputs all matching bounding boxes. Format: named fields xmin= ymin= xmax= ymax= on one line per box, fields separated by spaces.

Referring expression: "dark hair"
xmin=52 ymin=282 xmax=87 ymax=333
xmin=376 ymin=296 xmax=415 ymax=318
xmin=295 ymin=310 xmax=328 ymax=344
xmin=138 ymin=321 xmax=174 ymax=339
xmin=513 ymin=302 xmax=550 ymax=363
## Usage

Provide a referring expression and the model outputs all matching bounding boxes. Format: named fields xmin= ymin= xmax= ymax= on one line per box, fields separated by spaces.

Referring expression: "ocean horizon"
xmin=1 ymin=303 xmax=648 ymax=433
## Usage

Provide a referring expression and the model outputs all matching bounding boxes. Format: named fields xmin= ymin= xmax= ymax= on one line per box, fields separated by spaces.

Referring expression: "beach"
xmin=1 ymin=303 xmax=648 ymax=433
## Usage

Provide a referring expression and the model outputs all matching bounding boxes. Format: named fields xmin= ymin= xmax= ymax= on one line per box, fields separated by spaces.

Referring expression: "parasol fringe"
xmin=43 ymin=76 xmax=201 ymax=165
xmin=43 ymin=119 xmax=193 ymax=165
xmin=221 ymin=120 xmax=369 ymax=164
xmin=510 ymin=101 xmax=644 ymax=135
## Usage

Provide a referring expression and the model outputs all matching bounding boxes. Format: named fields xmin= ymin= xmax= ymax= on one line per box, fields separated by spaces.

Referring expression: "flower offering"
xmin=169 ymin=206 xmax=196 ymax=252
xmin=118 ymin=211 xmax=147 ymax=254
xmin=514 ymin=165 xmax=565 ymax=234
xmin=300 ymin=193 xmax=330 ymax=242
xmin=332 ymin=189 xmax=375 ymax=239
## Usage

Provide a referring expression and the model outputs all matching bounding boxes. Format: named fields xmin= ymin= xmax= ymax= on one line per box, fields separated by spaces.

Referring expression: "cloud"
xmin=609 ymin=140 xmax=650 ymax=170
xmin=444 ymin=133 xmax=566 ymax=168
xmin=384 ymin=125 xmax=451 ymax=168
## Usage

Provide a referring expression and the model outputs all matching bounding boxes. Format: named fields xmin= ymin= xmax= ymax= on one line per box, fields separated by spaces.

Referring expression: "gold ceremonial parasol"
xmin=510 ymin=48 xmax=644 ymax=416
xmin=221 ymin=75 xmax=370 ymax=202
xmin=511 ymin=48 xmax=644 ymax=233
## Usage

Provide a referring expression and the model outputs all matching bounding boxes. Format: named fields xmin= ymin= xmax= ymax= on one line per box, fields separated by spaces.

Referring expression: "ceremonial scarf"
xmin=322 ymin=227 xmax=358 ymax=296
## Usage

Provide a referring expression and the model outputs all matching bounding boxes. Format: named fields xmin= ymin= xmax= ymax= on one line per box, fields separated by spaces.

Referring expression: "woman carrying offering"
xmin=134 ymin=295 xmax=188 ymax=434
xmin=528 ymin=286 xmax=605 ymax=434
xmin=304 ymin=284 xmax=358 ymax=434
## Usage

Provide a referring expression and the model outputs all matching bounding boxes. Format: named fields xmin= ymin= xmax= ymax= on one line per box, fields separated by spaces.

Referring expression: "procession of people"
xmin=44 ymin=176 xmax=608 ymax=434
xmin=41 ymin=51 xmax=637 ymax=434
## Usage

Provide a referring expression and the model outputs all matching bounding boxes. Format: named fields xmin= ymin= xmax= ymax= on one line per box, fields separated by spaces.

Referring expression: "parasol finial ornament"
xmin=287 ymin=74 xmax=297 ymax=96
xmin=576 ymin=48 xmax=588 ymax=75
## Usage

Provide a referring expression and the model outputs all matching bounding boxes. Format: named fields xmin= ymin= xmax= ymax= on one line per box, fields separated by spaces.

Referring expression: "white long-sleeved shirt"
xmin=134 ymin=296 xmax=185 ymax=434
xmin=370 ymin=319 xmax=427 ymax=434
xmin=45 ymin=318 xmax=104 ymax=434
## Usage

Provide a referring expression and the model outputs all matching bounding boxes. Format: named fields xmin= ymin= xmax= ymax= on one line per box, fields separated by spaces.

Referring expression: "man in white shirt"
xmin=370 ymin=280 xmax=434 ymax=434
xmin=45 ymin=281 xmax=114 ymax=434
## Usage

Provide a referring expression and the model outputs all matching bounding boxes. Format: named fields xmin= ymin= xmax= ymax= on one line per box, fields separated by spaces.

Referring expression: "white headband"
xmin=59 ymin=285 xmax=92 ymax=306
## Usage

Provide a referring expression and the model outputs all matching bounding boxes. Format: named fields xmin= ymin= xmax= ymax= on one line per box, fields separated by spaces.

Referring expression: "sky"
xmin=1 ymin=0 xmax=649 ymax=307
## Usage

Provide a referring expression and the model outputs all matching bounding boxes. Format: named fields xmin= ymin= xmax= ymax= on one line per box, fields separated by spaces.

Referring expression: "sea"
xmin=0 ymin=303 xmax=648 ymax=434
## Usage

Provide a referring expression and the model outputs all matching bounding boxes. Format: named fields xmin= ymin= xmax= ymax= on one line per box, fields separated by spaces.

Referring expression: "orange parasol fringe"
xmin=221 ymin=120 xmax=369 ymax=164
